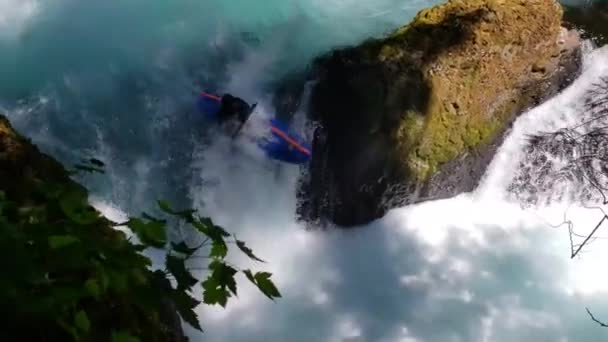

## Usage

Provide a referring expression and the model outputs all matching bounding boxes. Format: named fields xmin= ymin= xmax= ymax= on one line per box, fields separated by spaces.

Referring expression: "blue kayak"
xmin=197 ymin=92 xmax=223 ymax=121
xmin=258 ymin=118 xmax=312 ymax=165
xmin=197 ymin=92 xmax=312 ymax=165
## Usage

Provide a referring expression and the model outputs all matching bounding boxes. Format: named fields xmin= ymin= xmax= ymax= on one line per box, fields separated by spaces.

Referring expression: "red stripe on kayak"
xmin=200 ymin=92 xmax=222 ymax=102
xmin=270 ymin=126 xmax=311 ymax=156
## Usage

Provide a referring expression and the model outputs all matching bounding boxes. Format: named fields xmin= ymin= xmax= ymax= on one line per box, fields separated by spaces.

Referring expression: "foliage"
xmin=154 ymin=200 xmax=281 ymax=309
xmin=0 ymin=160 xmax=279 ymax=341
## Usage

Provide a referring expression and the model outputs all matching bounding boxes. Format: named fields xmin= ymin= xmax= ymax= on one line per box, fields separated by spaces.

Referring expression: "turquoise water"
xmin=3 ymin=1 xmax=608 ymax=341
xmin=0 ymin=0 xmax=437 ymax=94
xmin=0 ymin=0 xmax=440 ymax=212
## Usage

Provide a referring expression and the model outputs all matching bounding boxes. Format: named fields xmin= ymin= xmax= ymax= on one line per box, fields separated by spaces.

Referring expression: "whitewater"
xmin=2 ymin=0 xmax=608 ymax=341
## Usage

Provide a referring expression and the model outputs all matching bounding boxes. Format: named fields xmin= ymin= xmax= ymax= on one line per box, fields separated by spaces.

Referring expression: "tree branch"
xmin=587 ymin=307 xmax=608 ymax=327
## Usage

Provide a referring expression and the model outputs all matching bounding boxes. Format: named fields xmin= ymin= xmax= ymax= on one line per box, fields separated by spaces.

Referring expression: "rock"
xmin=271 ymin=71 xmax=309 ymax=121
xmin=298 ymin=0 xmax=582 ymax=227
xmin=0 ymin=115 xmax=84 ymax=201
xmin=563 ymin=1 xmax=608 ymax=47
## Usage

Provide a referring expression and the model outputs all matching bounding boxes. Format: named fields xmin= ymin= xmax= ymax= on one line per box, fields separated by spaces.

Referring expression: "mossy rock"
xmin=563 ymin=1 xmax=608 ymax=47
xmin=300 ymin=0 xmax=581 ymax=227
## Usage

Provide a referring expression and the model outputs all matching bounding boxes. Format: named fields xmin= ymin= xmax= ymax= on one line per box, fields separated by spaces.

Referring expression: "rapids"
xmin=1 ymin=0 xmax=607 ymax=341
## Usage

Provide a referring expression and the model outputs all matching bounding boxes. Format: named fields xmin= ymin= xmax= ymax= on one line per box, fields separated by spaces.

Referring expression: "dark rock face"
xmin=271 ymin=72 xmax=309 ymax=121
xmin=563 ymin=1 xmax=608 ymax=47
xmin=296 ymin=0 xmax=582 ymax=228
xmin=298 ymin=56 xmax=430 ymax=226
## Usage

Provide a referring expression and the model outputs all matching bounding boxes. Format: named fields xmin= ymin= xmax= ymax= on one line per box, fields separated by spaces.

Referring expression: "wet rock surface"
xmin=296 ymin=0 xmax=582 ymax=227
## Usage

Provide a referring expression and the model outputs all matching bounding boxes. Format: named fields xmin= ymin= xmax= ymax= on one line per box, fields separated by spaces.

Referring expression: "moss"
xmin=386 ymin=0 xmax=563 ymax=180
xmin=464 ymin=62 xmax=480 ymax=89
xmin=396 ymin=110 xmax=425 ymax=150
xmin=379 ymin=45 xmax=399 ymax=62
xmin=306 ymin=0 xmax=573 ymax=226
xmin=404 ymin=97 xmax=508 ymax=180
xmin=415 ymin=113 xmax=463 ymax=175
xmin=323 ymin=0 xmax=564 ymax=181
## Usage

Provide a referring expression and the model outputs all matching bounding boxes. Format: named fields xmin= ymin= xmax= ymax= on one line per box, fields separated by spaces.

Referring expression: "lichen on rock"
xmin=300 ymin=0 xmax=581 ymax=227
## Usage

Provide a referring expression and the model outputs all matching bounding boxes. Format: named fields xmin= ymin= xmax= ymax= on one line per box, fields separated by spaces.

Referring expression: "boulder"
xmin=298 ymin=0 xmax=582 ymax=227
xmin=563 ymin=1 xmax=608 ymax=47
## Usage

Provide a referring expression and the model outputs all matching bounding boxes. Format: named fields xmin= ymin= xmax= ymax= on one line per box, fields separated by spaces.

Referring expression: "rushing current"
xmin=2 ymin=0 xmax=608 ymax=341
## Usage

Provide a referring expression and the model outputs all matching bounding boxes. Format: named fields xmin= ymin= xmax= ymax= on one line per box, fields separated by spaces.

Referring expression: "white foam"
xmin=3 ymin=0 xmax=607 ymax=340
xmin=0 ymin=0 xmax=40 ymax=40
xmin=184 ymin=47 xmax=608 ymax=341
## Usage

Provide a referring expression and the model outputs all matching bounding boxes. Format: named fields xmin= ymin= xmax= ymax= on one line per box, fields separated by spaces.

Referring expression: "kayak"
xmin=197 ymin=92 xmax=222 ymax=121
xmin=258 ymin=118 xmax=312 ymax=165
xmin=197 ymin=92 xmax=312 ymax=165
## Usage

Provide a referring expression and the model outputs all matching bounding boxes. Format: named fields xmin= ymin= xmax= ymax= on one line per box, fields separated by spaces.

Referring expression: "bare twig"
xmin=517 ymin=76 xmax=608 ymax=259
xmin=587 ymin=308 xmax=608 ymax=327
xmin=571 ymin=215 xmax=608 ymax=258
xmin=519 ymin=76 xmax=608 ymax=326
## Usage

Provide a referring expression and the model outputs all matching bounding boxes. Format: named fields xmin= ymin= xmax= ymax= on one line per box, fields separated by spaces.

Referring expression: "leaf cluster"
xmin=0 ymin=161 xmax=279 ymax=341
xmin=149 ymin=201 xmax=281 ymax=331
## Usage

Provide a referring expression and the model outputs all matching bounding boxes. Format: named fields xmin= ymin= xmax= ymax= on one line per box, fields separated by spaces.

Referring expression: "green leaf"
xmin=111 ymin=331 xmax=141 ymax=342
xmin=210 ymin=225 xmax=230 ymax=239
xmin=48 ymin=235 xmax=80 ymax=249
xmin=202 ymin=277 xmax=229 ymax=308
xmin=132 ymin=244 xmax=147 ymax=252
xmin=236 ymin=239 xmax=266 ymax=263
xmin=166 ymin=255 xmax=197 ymax=290
xmin=57 ymin=318 xmax=79 ymax=341
xmin=74 ymin=164 xmax=105 ymax=174
xmin=74 ymin=310 xmax=90 ymax=333
xmin=157 ymin=200 xmax=196 ymax=220
xmin=89 ymin=158 xmax=105 ymax=167
xmin=51 ymin=286 xmax=88 ymax=304
xmin=202 ymin=261 xmax=238 ymax=307
xmin=171 ymin=241 xmax=197 ymax=256
xmin=254 ymin=272 xmax=281 ymax=300
xmin=157 ymin=200 xmax=174 ymax=214
xmin=209 ymin=239 xmax=228 ymax=259
xmin=130 ymin=269 xmax=148 ymax=285
xmin=98 ymin=269 xmax=110 ymax=292
xmin=243 ymin=269 xmax=256 ymax=284
xmin=127 ymin=218 xmax=166 ymax=248
xmin=204 ymin=218 xmax=230 ymax=237
xmin=0 ymin=191 xmax=6 ymax=215
xmin=109 ymin=271 xmax=129 ymax=293
xmin=84 ymin=278 xmax=101 ymax=299
xmin=59 ymin=192 xmax=99 ymax=225
xmin=37 ymin=182 xmax=64 ymax=200
xmin=172 ymin=289 xmax=202 ymax=331
xmin=142 ymin=212 xmax=165 ymax=223
xmin=191 ymin=219 xmax=210 ymax=236
xmin=211 ymin=261 xmax=238 ymax=296
xmin=193 ymin=217 xmax=230 ymax=243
